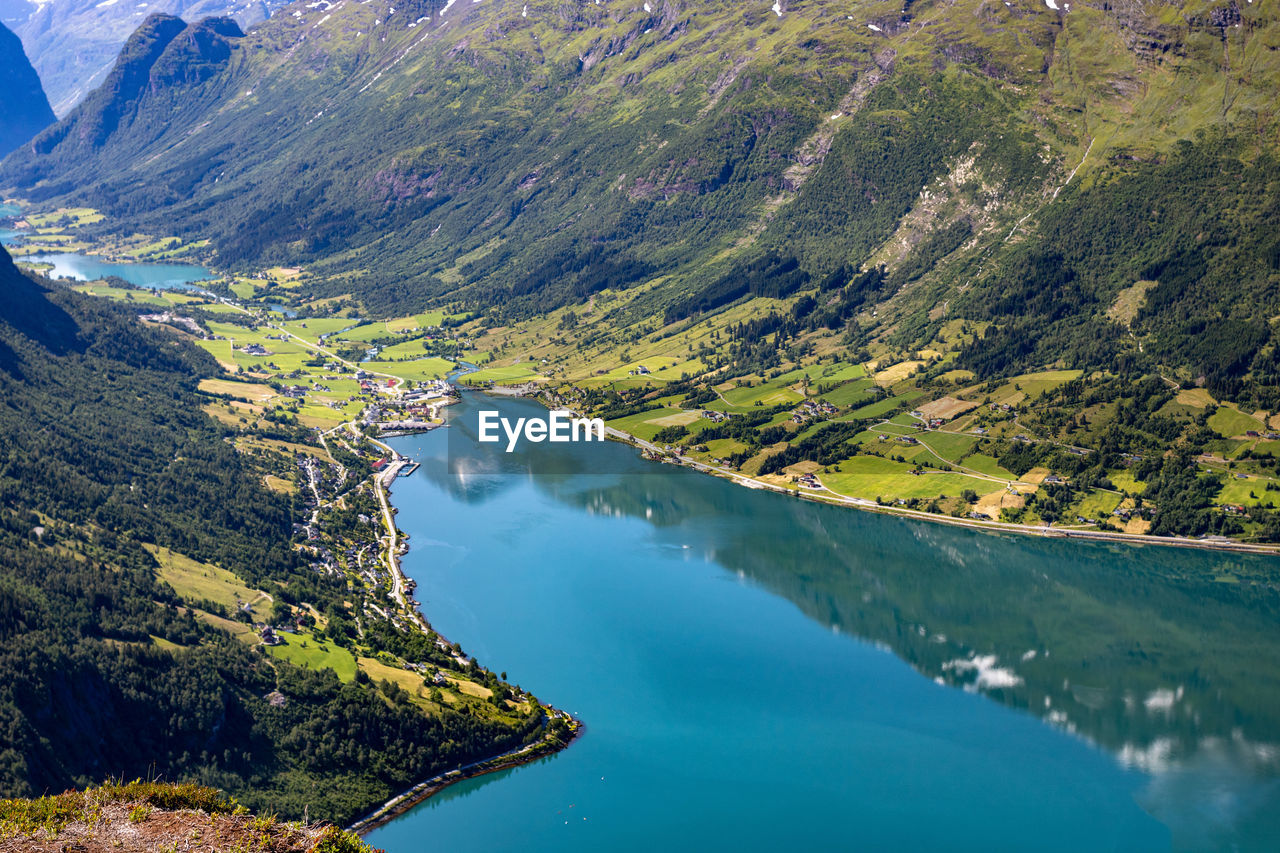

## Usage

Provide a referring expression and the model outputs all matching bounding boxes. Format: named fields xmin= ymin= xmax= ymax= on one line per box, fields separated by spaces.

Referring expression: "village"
xmin=102 ymin=278 xmax=532 ymax=705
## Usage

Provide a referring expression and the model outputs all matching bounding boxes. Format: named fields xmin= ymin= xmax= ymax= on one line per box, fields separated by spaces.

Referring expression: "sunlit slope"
xmin=1 ymin=0 xmax=1276 ymax=329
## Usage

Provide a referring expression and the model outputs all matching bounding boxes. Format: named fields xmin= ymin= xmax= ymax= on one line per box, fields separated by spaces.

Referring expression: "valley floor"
xmin=10 ymin=204 xmax=1280 ymax=550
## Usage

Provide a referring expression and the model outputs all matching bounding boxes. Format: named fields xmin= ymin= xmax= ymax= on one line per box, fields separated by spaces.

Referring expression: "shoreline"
xmin=347 ymin=720 xmax=583 ymax=837
xmin=354 ymin=430 xmax=581 ymax=836
xmin=609 ymin=428 xmax=1280 ymax=555
xmin=576 ymin=415 xmax=1280 ymax=556
xmin=476 ymin=386 xmax=1280 ymax=554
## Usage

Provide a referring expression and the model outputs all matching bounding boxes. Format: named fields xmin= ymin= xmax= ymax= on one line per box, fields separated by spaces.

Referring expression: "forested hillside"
xmin=0 ymin=246 xmax=547 ymax=824
xmin=5 ymin=0 xmax=290 ymax=116
xmin=2 ymin=0 xmax=1277 ymax=386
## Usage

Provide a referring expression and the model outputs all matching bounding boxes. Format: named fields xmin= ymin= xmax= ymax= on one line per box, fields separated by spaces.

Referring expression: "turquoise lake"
xmin=369 ymin=393 xmax=1280 ymax=852
xmin=19 ymin=252 xmax=213 ymax=289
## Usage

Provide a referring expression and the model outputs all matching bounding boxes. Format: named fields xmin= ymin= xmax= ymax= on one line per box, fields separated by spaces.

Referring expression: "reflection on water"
xmin=410 ymin=391 xmax=1280 ymax=846
xmin=561 ymin=473 xmax=1280 ymax=844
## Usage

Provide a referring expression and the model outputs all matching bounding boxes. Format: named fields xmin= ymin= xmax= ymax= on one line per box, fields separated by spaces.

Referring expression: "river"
xmin=364 ymin=392 xmax=1280 ymax=852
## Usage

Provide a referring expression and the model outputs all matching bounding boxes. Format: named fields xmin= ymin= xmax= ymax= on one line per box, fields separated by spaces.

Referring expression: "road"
xmin=602 ymin=424 xmax=1280 ymax=555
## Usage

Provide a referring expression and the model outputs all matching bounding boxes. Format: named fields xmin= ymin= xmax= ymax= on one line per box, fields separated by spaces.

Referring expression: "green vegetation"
xmin=1208 ymin=406 xmax=1266 ymax=439
xmin=822 ymin=457 xmax=996 ymax=502
xmin=0 ymin=781 xmax=377 ymax=852
xmin=459 ymin=364 xmax=543 ymax=386
xmin=0 ymin=249 xmax=550 ymax=824
xmin=14 ymin=0 xmax=1273 ymax=332
xmin=266 ymin=631 xmax=358 ymax=682
xmin=146 ymin=544 xmax=273 ymax=620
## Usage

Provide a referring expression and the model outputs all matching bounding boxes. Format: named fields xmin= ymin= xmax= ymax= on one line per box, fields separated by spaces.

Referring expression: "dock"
xmin=377 ymin=419 xmax=438 ymax=437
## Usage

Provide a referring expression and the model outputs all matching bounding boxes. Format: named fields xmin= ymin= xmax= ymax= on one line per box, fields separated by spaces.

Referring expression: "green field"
xmin=1108 ymin=469 xmax=1148 ymax=494
xmin=374 ymin=337 xmax=433 ymax=359
xmin=460 ymin=364 xmax=543 ymax=385
xmin=606 ymin=407 xmax=688 ymax=441
xmin=962 ymin=453 xmax=1018 ymax=480
xmin=822 ymin=456 xmax=998 ymax=502
xmin=200 ymin=322 xmax=321 ymax=374
xmin=1075 ymin=489 xmax=1123 ymax=520
xmin=71 ymin=284 xmax=204 ymax=307
xmin=818 ymin=379 xmax=877 ymax=407
xmin=717 ymin=382 xmax=803 ymax=409
xmin=333 ymin=323 xmax=388 ymax=343
xmin=25 ymin=207 xmax=103 ymax=228
xmin=413 ymin=311 xmax=446 ymax=328
xmin=295 ymin=401 xmax=355 ymax=428
xmin=917 ymin=431 xmax=979 ymax=461
xmin=700 ymin=437 xmax=751 ymax=458
xmin=772 ymin=363 xmax=864 ymax=385
xmin=980 ymin=370 xmax=1084 ymax=403
xmin=587 ymin=358 xmax=702 ymax=385
xmin=200 ymin=303 xmax=246 ymax=314
xmin=1216 ymin=474 xmax=1280 ymax=508
xmin=818 ymin=363 xmax=867 ymax=383
xmin=363 ymin=358 xmax=454 ymax=381
xmin=1208 ymin=406 xmax=1266 ymax=438
xmin=282 ymin=318 xmax=358 ymax=339
xmin=146 ymin=544 xmax=270 ymax=620
xmin=843 ymin=391 xmax=922 ymax=420
xmin=266 ymin=631 xmax=357 ymax=682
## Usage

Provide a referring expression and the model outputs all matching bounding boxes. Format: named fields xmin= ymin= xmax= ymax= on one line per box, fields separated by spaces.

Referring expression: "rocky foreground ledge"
xmin=0 ymin=782 xmax=380 ymax=853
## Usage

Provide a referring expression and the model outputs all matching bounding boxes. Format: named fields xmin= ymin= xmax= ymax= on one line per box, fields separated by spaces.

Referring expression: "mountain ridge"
xmin=2 ymin=0 xmax=1278 ymax=398
xmin=7 ymin=0 xmax=287 ymax=116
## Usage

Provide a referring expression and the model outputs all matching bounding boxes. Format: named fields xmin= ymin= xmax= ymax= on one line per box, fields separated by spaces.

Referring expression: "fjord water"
xmin=20 ymin=252 xmax=213 ymax=289
xmin=371 ymin=394 xmax=1280 ymax=852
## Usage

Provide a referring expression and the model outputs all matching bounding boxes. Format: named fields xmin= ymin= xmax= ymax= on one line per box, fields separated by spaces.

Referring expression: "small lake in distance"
xmin=19 ymin=252 xmax=214 ymax=290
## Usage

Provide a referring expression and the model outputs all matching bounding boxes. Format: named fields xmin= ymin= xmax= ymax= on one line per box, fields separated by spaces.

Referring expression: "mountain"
xmin=4 ymin=0 xmax=1275 ymax=333
xmin=5 ymin=0 xmax=289 ymax=116
xmin=4 ymin=0 xmax=1280 ymax=538
xmin=0 ymin=20 xmax=53 ymax=157
xmin=17 ymin=13 xmax=243 ymax=172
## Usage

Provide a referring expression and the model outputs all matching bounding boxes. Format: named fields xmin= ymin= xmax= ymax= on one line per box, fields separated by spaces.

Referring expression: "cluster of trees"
xmin=663 ymin=253 xmax=810 ymax=324
xmin=757 ymin=421 xmax=865 ymax=475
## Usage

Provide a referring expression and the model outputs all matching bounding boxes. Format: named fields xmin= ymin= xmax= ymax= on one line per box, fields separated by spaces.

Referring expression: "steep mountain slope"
xmin=7 ymin=0 xmax=289 ymax=116
xmin=17 ymin=13 xmax=245 ymax=172
xmin=0 ymin=20 xmax=53 ymax=157
xmin=2 ymin=0 xmax=1278 ymax=389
